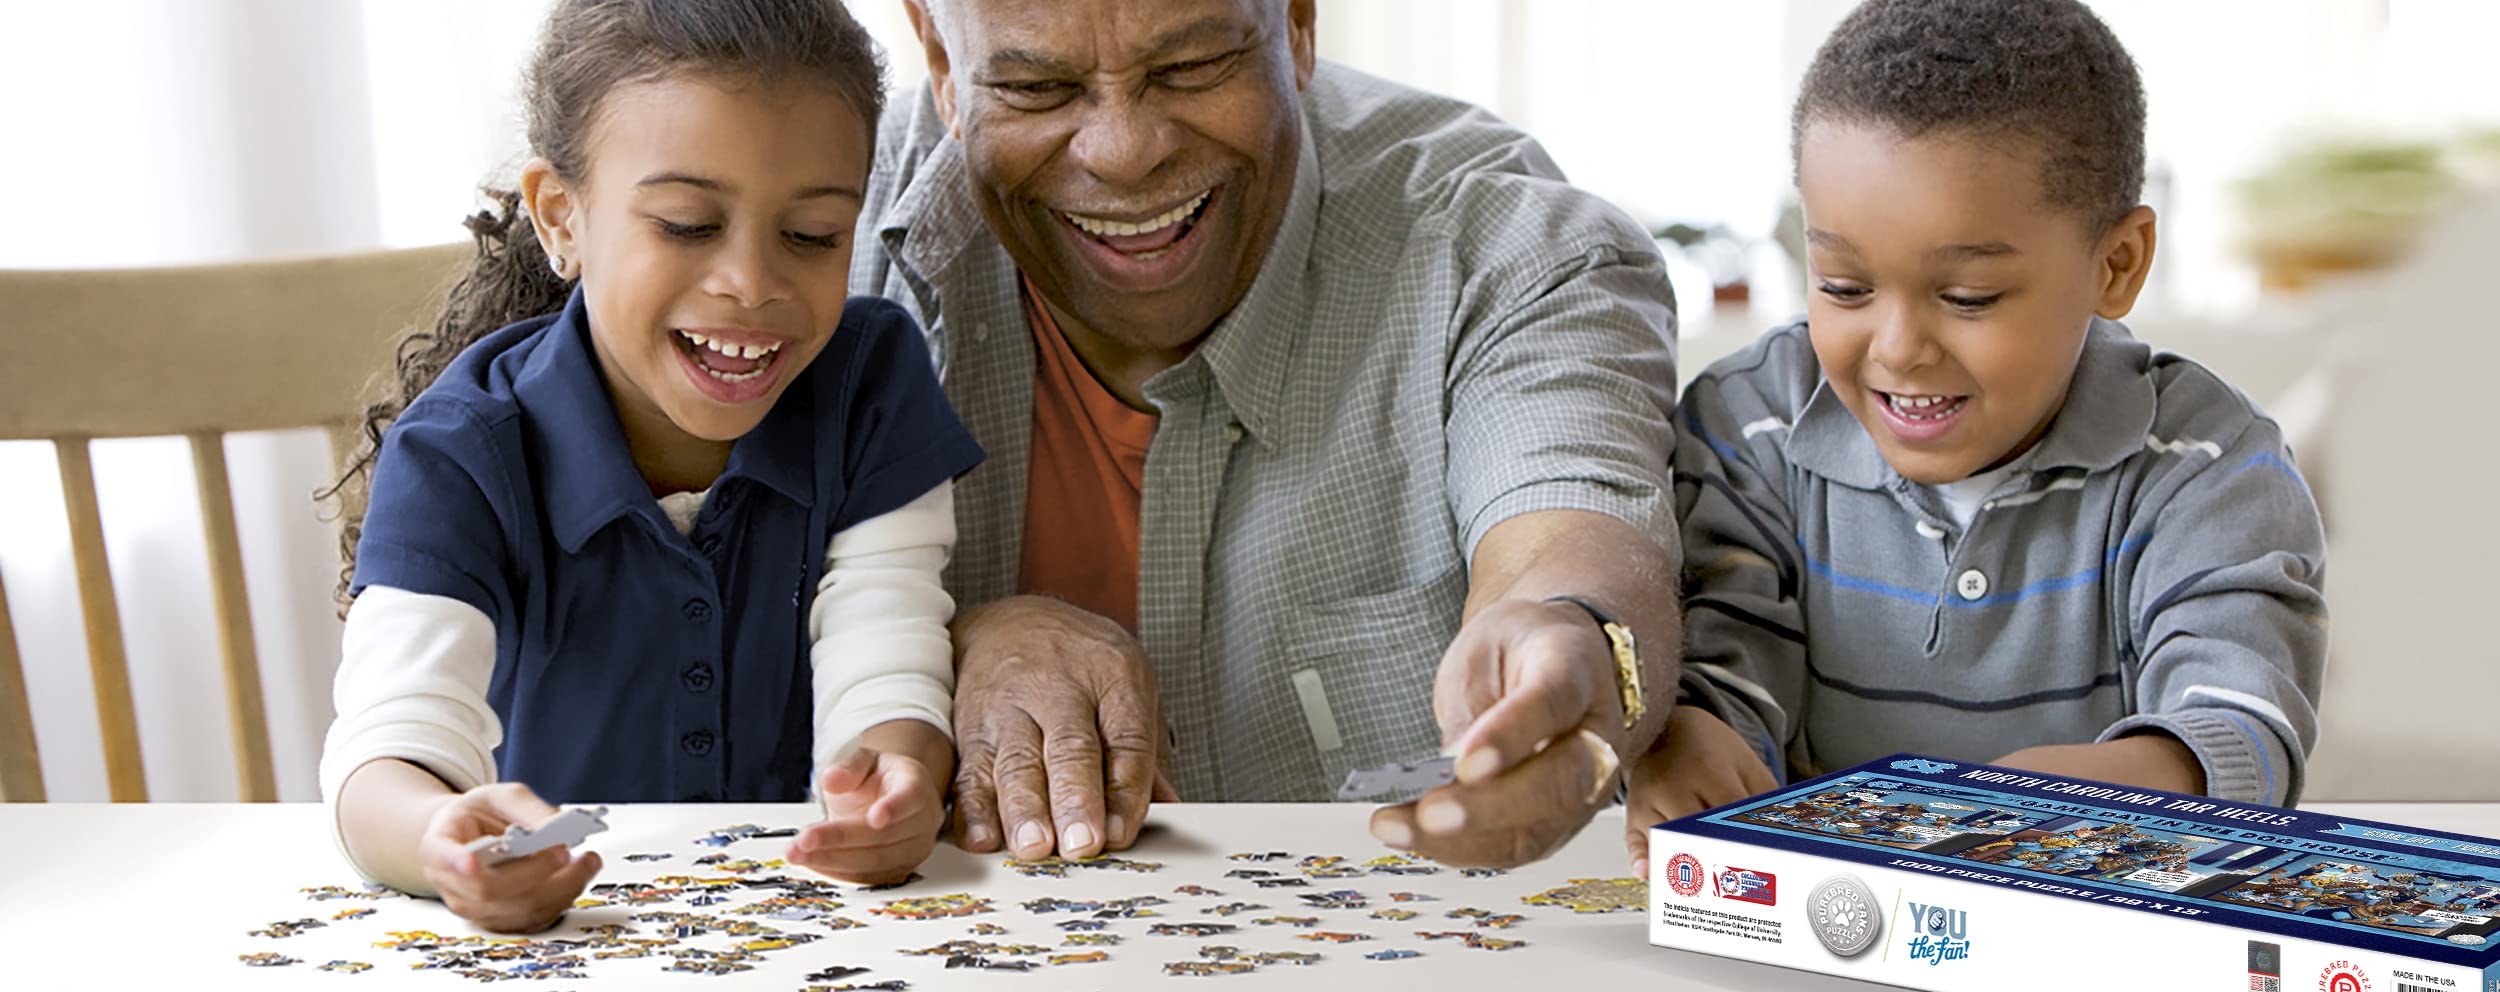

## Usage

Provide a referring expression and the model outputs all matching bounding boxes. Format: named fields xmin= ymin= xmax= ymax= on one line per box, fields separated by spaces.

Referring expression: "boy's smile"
xmin=1796 ymin=120 xmax=2156 ymax=486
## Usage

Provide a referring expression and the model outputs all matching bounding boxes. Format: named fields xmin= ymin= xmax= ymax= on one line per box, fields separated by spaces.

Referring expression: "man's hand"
xmin=1622 ymin=705 xmax=1779 ymax=876
xmin=788 ymin=720 xmax=952 ymax=885
xmin=1367 ymin=598 xmax=1628 ymax=868
xmin=949 ymin=595 xmax=1177 ymax=861
xmin=417 ymin=783 xmax=604 ymax=934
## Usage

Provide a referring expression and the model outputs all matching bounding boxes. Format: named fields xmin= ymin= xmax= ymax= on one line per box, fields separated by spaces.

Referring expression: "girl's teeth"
xmin=677 ymin=331 xmax=782 ymax=360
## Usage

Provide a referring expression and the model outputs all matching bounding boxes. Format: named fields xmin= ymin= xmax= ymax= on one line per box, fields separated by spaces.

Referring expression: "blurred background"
xmin=1 ymin=0 xmax=2494 ymax=803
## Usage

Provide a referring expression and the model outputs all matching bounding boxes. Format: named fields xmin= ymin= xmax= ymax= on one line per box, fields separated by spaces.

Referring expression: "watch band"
xmin=1544 ymin=595 xmax=1645 ymax=731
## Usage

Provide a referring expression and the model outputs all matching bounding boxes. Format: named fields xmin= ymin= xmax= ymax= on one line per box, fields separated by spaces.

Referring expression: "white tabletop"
xmin=1 ymin=801 xmax=2491 ymax=989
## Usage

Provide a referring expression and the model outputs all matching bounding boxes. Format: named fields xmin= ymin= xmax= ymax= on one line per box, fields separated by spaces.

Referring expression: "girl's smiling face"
xmin=524 ymin=73 xmax=869 ymax=485
xmin=1796 ymin=120 xmax=2155 ymax=485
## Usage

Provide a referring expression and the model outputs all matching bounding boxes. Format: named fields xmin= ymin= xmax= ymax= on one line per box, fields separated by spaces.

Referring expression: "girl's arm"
xmin=322 ymin=585 xmax=503 ymax=891
xmin=323 ymin=587 xmax=599 ymax=929
xmin=806 ymin=481 xmax=961 ymax=780
xmin=787 ymin=481 xmax=963 ymax=882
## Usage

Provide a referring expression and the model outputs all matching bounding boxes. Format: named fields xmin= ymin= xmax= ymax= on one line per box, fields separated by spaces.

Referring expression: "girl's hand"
xmin=417 ymin=782 xmax=604 ymax=933
xmin=1622 ymin=706 xmax=1780 ymax=877
xmin=788 ymin=745 xmax=946 ymax=885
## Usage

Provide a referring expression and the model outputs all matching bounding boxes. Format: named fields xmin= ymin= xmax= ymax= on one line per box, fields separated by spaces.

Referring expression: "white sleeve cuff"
xmin=810 ymin=482 xmax=960 ymax=779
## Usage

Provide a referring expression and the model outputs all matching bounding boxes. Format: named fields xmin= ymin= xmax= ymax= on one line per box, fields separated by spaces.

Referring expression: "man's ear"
xmin=1286 ymin=0 xmax=1317 ymax=89
xmin=2094 ymin=204 xmax=2157 ymax=320
xmin=903 ymin=0 xmax=961 ymax=138
xmin=519 ymin=157 xmax=581 ymax=278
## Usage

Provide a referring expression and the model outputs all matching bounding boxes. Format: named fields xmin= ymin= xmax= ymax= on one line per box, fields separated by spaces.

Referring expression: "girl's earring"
xmin=549 ymin=253 xmax=567 ymax=279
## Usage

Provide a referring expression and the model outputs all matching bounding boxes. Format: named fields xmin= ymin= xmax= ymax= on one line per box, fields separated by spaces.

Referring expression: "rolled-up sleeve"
xmin=2105 ymin=418 xmax=2328 ymax=806
xmin=1445 ymin=248 xmax=1680 ymax=561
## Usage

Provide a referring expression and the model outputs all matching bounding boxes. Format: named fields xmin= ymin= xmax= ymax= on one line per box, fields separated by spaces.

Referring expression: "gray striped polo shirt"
xmin=1676 ymin=319 xmax=2326 ymax=806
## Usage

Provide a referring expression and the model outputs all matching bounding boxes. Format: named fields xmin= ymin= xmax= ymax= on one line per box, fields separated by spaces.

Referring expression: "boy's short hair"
xmin=1794 ymin=0 xmax=2147 ymax=233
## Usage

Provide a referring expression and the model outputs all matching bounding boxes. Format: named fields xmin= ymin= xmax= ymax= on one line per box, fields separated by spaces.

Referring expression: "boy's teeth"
xmin=1887 ymin=393 xmax=1962 ymax=420
xmin=1064 ymin=192 xmax=1209 ymax=238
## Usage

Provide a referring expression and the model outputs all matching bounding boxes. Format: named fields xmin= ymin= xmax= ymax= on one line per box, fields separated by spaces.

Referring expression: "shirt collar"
xmin=1787 ymin=316 xmax=2155 ymax=490
xmin=1177 ymin=124 xmax=1322 ymax=442
xmin=516 ymin=287 xmax=816 ymax=553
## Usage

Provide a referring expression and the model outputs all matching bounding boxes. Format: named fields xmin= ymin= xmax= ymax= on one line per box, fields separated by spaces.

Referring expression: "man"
xmin=853 ymin=0 xmax=1682 ymax=869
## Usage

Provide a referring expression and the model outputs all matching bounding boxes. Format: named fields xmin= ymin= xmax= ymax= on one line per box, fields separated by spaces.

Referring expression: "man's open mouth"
xmin=1057 ymin=190 xmax=1215 ymax=260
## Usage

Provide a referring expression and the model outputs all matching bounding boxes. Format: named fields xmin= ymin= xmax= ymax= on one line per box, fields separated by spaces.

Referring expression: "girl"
xmin=317 ymin=0 xmax=982 ymax=933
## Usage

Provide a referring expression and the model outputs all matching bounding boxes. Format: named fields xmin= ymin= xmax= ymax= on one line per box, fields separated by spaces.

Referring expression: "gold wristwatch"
xmin=1547 ymin=595 xmax=1644 ymax=731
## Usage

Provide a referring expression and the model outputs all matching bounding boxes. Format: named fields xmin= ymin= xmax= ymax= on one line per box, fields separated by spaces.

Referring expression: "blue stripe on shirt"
xmin=1804 ymin=532 xmax=2155 ymax=609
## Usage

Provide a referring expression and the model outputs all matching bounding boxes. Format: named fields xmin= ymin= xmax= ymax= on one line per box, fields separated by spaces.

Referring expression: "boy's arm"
xmin=1664 ymin=380 xmax=1813 ymax=778
xmin=2097 ymin=417 xmax=2327 ymax=807
xmin=808 ymin=481 xmax=960 ymax=789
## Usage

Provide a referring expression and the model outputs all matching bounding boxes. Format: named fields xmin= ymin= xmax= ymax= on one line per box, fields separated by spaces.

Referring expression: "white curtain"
xmin=1 ymin=0 xmax=2483 ymax=802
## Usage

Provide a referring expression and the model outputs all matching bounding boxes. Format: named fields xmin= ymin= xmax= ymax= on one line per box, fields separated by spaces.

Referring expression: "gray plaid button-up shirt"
xmin=851 ymin=63 xmax=1679 ymax=801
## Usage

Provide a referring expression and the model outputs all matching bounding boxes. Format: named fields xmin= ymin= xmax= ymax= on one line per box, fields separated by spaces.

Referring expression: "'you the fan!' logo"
xmin=1903 ymin=901 xmax=1971 ymax=966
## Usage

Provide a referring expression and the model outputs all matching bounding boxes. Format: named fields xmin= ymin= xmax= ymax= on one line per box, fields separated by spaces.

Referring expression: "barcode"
xmin=2398 ymin=984 xmax=2441 ymax=992
xmin=2247 ymin=978 xmax=2278 ymax=992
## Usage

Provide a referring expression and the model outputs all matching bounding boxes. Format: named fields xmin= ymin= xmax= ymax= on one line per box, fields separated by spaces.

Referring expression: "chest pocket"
xmin=1278 ymin=564 xmax=1466 ymax=799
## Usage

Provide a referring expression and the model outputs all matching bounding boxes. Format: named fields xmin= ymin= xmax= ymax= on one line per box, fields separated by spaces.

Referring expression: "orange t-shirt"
xmin=1017 ymin=279 xmax=1156 ymax=632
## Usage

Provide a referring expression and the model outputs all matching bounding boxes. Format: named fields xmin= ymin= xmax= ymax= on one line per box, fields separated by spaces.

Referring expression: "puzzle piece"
xmin=1337 ymin=754 xmax=1456 ymax=799
xmin=466 ymin=805 xmax=609 ymax=866
xmin=1165 ymin=960 xmax=1256 ymax=976
xmin=1522 ymin=877 xmax=1647 ymax=914
xmin=1149 ymin=922 xmax=1239 ymax=937
xmin=871 ymin=894 xmax=994 ymax=920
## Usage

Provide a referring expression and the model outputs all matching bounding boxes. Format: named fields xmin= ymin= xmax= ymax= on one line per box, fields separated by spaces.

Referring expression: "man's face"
xmin=914 ymin=0 xmax=1316 ymax=353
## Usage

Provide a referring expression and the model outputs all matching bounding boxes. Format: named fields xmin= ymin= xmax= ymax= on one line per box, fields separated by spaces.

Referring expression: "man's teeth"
xmin=1887 ymin=393 xmax=1963 ymax=420
xmin=1063 ymin=192 xmax=1209 ymax=238
xmin=679 ymin=331 xmax=782 ymax=361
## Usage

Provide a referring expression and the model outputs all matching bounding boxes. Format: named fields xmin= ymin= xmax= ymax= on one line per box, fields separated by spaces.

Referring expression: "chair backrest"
xmin=0 ymin=243 xmax=469 ymax=802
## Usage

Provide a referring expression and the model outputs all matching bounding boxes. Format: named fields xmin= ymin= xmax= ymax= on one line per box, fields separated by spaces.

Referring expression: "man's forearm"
xmin=1467 ymin=509 xmax=1680 ymax=756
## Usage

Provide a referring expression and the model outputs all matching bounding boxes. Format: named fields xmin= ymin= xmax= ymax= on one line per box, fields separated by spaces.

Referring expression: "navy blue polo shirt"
xmin=350 ymin=289 xmax=983 ymax=803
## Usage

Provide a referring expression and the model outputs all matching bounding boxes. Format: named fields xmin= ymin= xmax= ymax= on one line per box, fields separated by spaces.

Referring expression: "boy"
xmin=1625 ymin=0 xmax=2326 ymax=872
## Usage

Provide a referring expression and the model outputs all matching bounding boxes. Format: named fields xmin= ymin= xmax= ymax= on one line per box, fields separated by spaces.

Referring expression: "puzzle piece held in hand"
xmin=1336 ymin=755 xmax=1457 ymax=800
xmin=465 ymin=806 xmax=610 ymax=867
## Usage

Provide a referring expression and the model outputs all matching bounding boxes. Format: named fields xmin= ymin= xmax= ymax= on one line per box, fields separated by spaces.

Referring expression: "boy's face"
xmin=526 ymin=74 xmax=869 ymax=456
xmin=1797 ymin=120 xmax=2154 ymax=485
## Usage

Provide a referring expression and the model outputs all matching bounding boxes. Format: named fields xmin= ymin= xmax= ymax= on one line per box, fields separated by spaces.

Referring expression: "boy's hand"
xmin=788 ymin=745 xmax=945 ymax=885
xmin=417 ymin=783 xmax=603 ymax=934
xmin=1622 ymin=706 xmax=1779 ymax=877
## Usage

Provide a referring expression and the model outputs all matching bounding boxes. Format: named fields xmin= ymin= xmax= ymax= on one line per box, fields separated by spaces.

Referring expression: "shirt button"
xmin=681 ymin=663 xmax=715 ymax=693
xmin=681 ymin=730 xmax=715 ymax=756
xmin=1223 ymin=422 xmax=1245 ymax=444
xmin=1956 ymin=569 xmax=1990 ymax=601
xmin=683 ymin=598 xmax=712 ymax=622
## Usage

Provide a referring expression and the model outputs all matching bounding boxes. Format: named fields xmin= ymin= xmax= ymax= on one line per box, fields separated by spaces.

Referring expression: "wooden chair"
xmin=0 ymin=244 xmax=468 ymax=802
